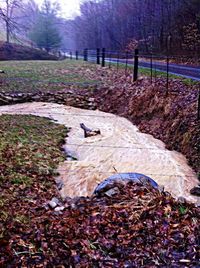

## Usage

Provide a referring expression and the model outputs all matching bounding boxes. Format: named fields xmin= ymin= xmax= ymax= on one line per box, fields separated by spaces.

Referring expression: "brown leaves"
xmin=1 ymin=172 xmax=200 ymax=267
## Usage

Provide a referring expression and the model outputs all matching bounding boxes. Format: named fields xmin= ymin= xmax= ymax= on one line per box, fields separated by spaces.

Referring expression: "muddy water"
xmin=0 ymin=102 xmax=198 ymax=202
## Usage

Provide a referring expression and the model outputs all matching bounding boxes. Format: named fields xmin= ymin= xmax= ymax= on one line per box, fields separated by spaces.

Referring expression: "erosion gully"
xmin=0 ymin=102 xmax=199 ymax=203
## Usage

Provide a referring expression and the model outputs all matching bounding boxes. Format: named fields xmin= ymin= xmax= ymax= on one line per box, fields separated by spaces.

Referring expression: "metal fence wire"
xmin=62 ymin=48 xmax=200 ymax=119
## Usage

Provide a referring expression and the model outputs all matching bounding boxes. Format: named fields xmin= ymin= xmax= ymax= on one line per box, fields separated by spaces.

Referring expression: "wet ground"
xmin=0 ymin=102 xmax=198 ymax=202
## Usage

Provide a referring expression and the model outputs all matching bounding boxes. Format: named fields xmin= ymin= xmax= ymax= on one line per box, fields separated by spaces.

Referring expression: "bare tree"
xmin=70 ymin=0 xmax=200 ymax=54
xmin=0 ymin=0 xmax=22 ymax=43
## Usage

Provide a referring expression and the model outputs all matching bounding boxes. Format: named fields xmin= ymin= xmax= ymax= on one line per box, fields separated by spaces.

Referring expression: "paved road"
xmin=70 ymin=54 xmax=200 ymax=81
xmin=139 ymin=60 xmax=200 ymax=81
xmin=106 ymin=58 xmax=200 ymax=81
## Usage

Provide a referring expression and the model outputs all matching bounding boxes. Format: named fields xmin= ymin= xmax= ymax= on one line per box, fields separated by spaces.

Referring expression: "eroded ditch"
xmin=0 ymin=102 xmax=199 ymax=203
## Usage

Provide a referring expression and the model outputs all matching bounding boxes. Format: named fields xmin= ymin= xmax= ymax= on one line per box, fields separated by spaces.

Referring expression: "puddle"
xmin=0 ymin=102 xmax=199 ymax=203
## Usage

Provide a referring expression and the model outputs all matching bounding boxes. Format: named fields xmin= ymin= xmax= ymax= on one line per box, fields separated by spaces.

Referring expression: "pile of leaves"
xmin=1 ymin=180 xmax=200 ymax=267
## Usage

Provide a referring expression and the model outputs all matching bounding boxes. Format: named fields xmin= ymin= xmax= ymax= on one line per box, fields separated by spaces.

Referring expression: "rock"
xmin=32 ymin=96 xmax=42 ymax=101
xmin=71 ymin=203 xmax=77 ymax=210
xmin=4 ymin=96 xmax=13 ymax=101
xmin=51 ymin=197 xmax=60 ymax=204
xmin=94 ymin=173 xmax=158 ymax=194
xmin=190 ymin=186 xmax=200 ymax=196
xmin=177 ymin=196 xmax=187 ymax=203
xmin=56 ymin=179 xmax=64 ymax=190
xmin=105 ymin=187 xmax=120 ymax=197
xmin=0 ymin=91 xmax=94 ymax=109
xmin=67 ymin=156 xmax=74 ymax=161
xmin=48 ymin=201 xmax=57 ymax=209
xmin=48 ymin=197 xmax=60 ymax=208
xmin=157 ymin=185 xmax=164 ymax=193
xmin=54 ymin=206 xmax=65 ymax=212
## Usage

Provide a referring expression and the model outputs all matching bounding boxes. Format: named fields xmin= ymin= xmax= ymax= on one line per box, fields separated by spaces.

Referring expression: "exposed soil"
xmin=0 ymin=42 xmax=58 ymax=60
xmin=91 ymin=69 xmax=200 ymax=176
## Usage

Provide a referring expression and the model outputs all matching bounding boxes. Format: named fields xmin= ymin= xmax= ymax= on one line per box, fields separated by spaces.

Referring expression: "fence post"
xmin=166 ymin=55 xmax=169 ymax=96
xmin=84 ymin=48 xmax=88 ymax=61
xmin=125 ymin=52 xmax=128 ymax=74
xmin=96 ymin=48 xmax=100 ymax=64
xmin=102 ymin=48 xmax=105 ymax=67
xmin=70 ymin=51 xmax=72 ymax=60
xmin=134 ymin=49 xmax=139 ymax=81
xmin=198 ymin=89 xmax=200 ymax=120
xmin=150 ymin=54 xmax=153 ymax=83
xmin=76 ymin=50 xmax=79 ymax=60
xmin=117 ymin=52 xmax=120 ymax=72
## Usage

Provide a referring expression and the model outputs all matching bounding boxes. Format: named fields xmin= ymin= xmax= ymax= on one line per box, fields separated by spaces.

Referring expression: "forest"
xmin=71 ymin=0 xmax=200 ymax=54
xmin=0 ymin=0 xmax=200 ymax=55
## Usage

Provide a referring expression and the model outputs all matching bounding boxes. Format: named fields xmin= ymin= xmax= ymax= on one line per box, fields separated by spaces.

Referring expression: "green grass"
xmin=107 ymin=61 xmax=198 ymax=85
xmin=138 ymin=67 xmax=199 ymax=85
xmin=0 ymin=114 xmax=67 ymax=226
xmin=0 ymin=60 xmax=99 ymax=93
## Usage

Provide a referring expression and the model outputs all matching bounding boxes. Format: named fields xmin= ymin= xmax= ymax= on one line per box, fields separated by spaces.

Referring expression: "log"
xmin=80 ymin=123 xmax=101 ymax=138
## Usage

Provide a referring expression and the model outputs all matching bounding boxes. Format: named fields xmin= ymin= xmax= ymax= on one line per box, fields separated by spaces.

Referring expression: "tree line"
xmin=0 ymin=0 xmax=200 ymax=55
xmin=71 ymin=0 xmax=200 ymax=55
xmin=0 ymin=0 xmax=63 ymax=52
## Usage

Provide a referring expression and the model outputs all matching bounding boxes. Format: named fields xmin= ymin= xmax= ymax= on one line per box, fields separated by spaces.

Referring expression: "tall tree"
xmin=71 ymin=0 xmax=200 ymax=54
xmin=29 ymin=0 xmax=61 ymax=52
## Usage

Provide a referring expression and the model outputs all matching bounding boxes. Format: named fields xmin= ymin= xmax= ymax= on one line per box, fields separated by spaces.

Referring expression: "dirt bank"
xmin=92 ymin=71 xmax=199 ymax=177
xmin=0 ymin=42 xmax=58 ymax=60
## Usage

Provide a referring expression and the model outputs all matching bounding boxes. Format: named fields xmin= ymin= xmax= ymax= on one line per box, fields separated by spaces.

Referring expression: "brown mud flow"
xmin=0 ymin=102 xmax=199 ymax=203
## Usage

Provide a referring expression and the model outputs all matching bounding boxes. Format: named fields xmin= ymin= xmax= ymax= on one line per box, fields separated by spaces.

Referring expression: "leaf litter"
xmin=0 ymin=63 xmax=200 ymax=267
xmin=0 ymin=114 xmax=199 ymax=267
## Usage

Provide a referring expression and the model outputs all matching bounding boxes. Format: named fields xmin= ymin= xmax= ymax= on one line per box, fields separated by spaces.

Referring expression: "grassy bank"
xmin=0 ymin=60 xmax=99 ymax=93
xmin=0 ymin=114 xmax=67 ymax=264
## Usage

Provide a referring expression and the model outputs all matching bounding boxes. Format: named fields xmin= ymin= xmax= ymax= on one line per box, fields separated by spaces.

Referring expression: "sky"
xmin=35 ymin=0 xmax=86 ymax=19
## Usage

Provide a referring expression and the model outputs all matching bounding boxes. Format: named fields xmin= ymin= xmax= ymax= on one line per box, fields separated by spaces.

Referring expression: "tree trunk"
xmin=6 ymin=20 xmax=10 ymax=43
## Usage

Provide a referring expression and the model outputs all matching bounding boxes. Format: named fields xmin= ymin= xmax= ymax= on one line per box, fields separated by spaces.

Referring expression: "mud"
xmin=0 ymin=102 xmax=199 ymax=203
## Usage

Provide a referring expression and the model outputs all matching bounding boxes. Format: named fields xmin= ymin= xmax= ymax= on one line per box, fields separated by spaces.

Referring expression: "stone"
xmin=56 ymin=179 xmax=64 ymax=190
xmin=157 ymin=185 xmax=164 ymax=193
xmin=54 ymin=206 xmax=65 ymax=212
xmin=177 ymin=196 xmax=187 ymax=203
xmin=51 ymin=197 xmax=60 ymax=204
xmin=94 ymin=173 xmax=158 ymax=194
xmin=71 ymin=203 xmax=77 ymax=210
xmin=48 ymin=201 xmax=57 ymax=209
xmin=48 ymin=197 xmax=60 ymax=208
xmin=190 ymin=186 xmax=200 ymax=196
xmin=105 ymin=187 xmax=120 ymax=197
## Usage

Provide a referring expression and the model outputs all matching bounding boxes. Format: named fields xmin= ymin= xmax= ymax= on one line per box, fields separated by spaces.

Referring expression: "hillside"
xmin=0 ymin=42 xmax=58 ymax=61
